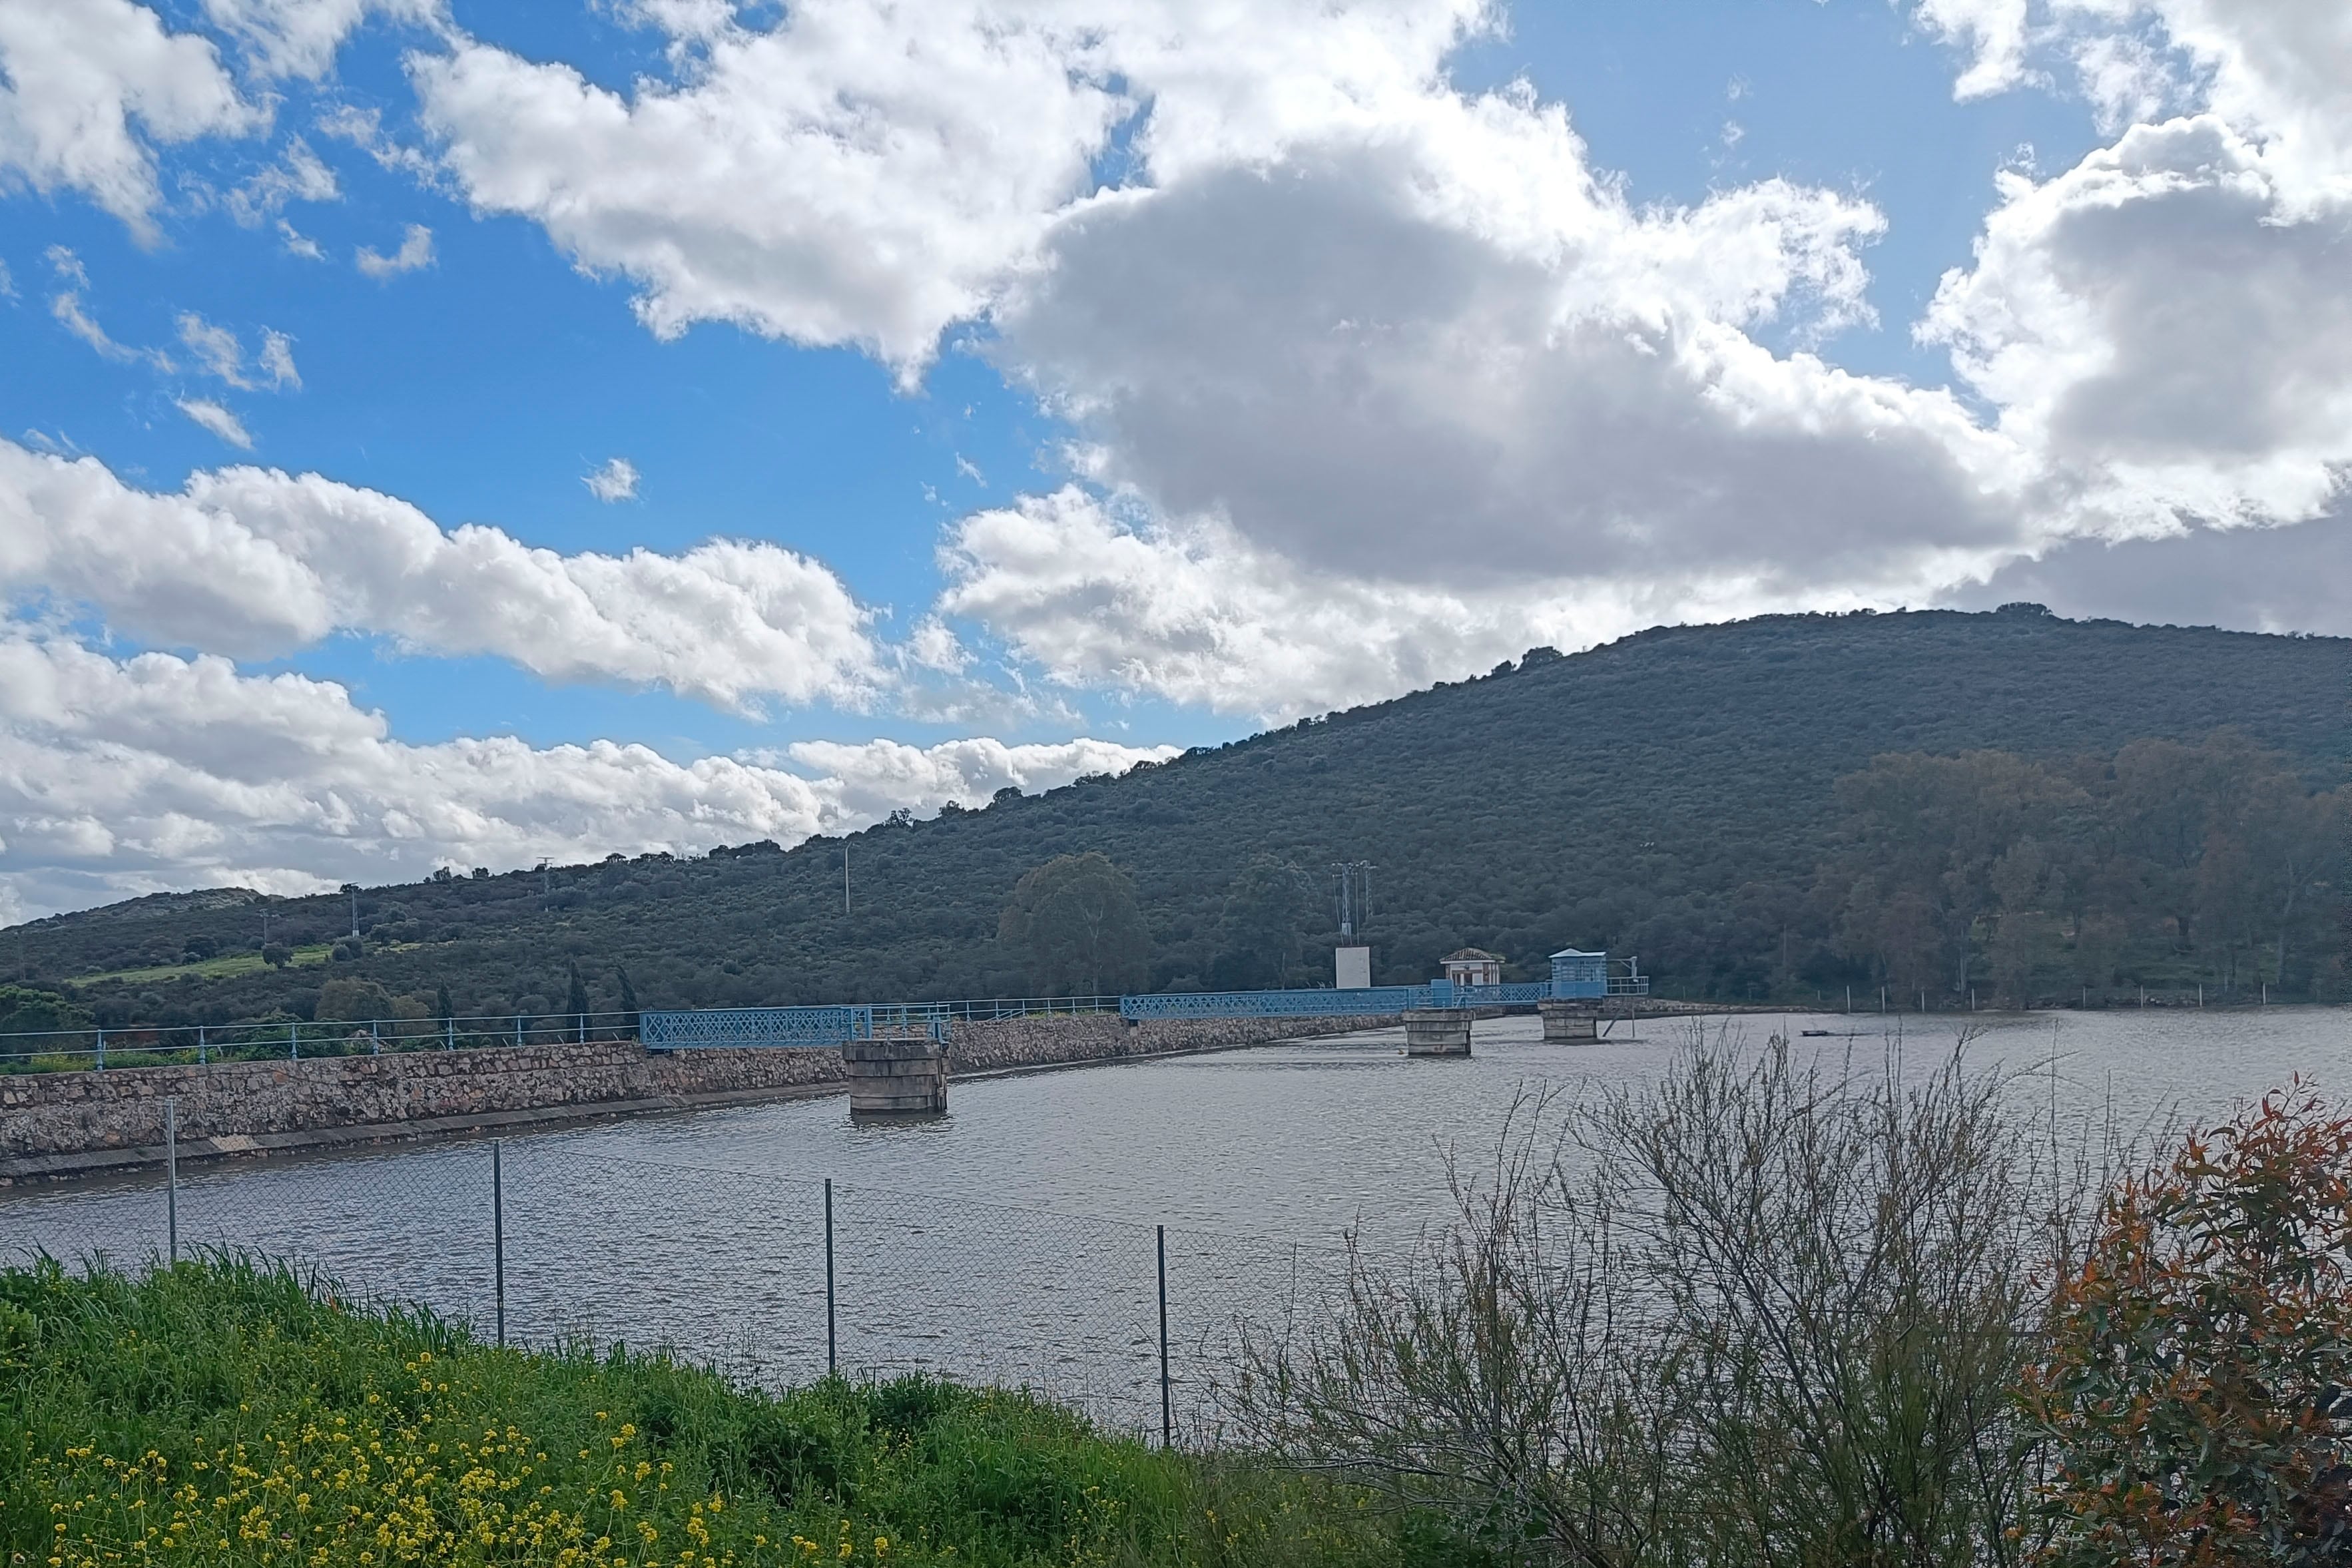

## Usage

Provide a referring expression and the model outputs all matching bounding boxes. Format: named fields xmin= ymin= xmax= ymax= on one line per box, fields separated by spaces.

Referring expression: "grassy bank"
xmin=0 ymin=1259 xmax=1442 ymax=1568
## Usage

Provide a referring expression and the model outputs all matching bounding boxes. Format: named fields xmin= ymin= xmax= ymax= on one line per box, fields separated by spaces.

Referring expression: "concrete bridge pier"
xmin=844 ymin=1036 xmax=948 ymax=1116
xmin=1404 ymin=1009 xmax=1472 ymax=1057
xmin=1538 ymin=1000 xmax=1598 ymax=1043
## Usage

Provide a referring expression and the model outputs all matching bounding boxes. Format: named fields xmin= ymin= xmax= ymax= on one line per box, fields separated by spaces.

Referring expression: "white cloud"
xmin=201 ymin=0 xmax=445 ymax=80
xmin=0 ymin=437 xmax=884 ymax=714
xmin=174 ymin=397 xmax=254 ymax=449
xmin=0 ymin=258 xmax=13 ymax=299
xmin=776 ymin=734 xmax=1178 ymax=822
xmin=583 ymin=457 xmax=639 ymax=503
xmin=0 ymin=0 xmax=266 ymax=240
xmin=1911 ymin=0 xmax=2040 ymax=100
xmin=277 ymin=218 xmax=326 ymax=259
xmin=45 ymin=245 xmax=174 ymax=370
xmin=410 ymin=0 xmax=1491 ymax=372
xmin=51 ymin=289 xmax=137 ymax=362
xmin=258 ymin=329 xmax=300 ymax=389
xmin=399 ymin=1 xmax=2060 ymax=709
xmin=176 ymin=313 xmax=243 ymax=382
xmin=175 ymin=314 xmax=302 ymax=390
xmin=938 ymin=488 xmax=1907 ymax=720
xmin=356 ymin=222 xmax=434 ymax=278
xmin=225 ymin=136 xmax=340 ymax=224
xmin=1916 ymin=1 xmax=2352 ymax=548
xmin=0 ymin=631 xmax=1170 ymax=921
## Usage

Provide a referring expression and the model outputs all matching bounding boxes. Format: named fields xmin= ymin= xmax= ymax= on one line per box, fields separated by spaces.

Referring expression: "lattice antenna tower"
xmin=1330 ymin=861 xmax=1375 ymax=937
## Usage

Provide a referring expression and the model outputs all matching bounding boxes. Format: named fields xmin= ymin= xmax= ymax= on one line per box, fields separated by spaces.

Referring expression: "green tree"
xmin=0 ymin=985 xmax=91 ymax=1038
xmin=998 ymin=852 xmax=1151 ymax=997
xmin=1215 ymin=856 xmax=1317 ymax=988
xmin=616 ymin=966 xmax=640 ymax=1033
xmin=314 ymin=977 xmax=394 ymax=1023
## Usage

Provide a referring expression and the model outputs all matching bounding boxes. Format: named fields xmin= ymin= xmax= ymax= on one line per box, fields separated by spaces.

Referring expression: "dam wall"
xmin=0 ymin=1013 xmax=1372 ymax=1178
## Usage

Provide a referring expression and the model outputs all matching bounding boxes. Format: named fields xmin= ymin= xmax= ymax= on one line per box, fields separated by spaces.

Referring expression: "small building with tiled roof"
xmin=1441 ymin=947 xmax=1505 ymax=987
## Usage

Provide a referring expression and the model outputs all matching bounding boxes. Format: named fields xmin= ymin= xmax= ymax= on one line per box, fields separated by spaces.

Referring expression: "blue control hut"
xmin=1550 ymin=947 xmax=1609 ymax=998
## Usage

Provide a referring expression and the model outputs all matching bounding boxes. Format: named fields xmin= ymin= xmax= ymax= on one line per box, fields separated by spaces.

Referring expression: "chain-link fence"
xmin=0 ymin=1122 xmax=1352 ymax=1445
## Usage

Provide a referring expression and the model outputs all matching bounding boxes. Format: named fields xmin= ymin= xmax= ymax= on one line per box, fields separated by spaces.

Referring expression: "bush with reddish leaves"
xmin=2023 ymin=1085 xmax=2352 ymax=1565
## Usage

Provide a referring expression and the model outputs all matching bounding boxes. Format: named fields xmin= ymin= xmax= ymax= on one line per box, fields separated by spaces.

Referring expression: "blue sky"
xmin=2 ymin=0 xmax=2348 ymax=918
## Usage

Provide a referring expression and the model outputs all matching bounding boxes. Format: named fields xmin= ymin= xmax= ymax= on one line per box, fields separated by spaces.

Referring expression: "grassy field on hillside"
xmin=69 ymin=943 xmax=336 ymax=987
xmin=0 ymin=1259 xmax=1449 ymax=1568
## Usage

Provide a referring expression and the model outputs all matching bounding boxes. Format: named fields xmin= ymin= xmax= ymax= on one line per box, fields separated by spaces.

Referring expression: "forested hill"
xmin=11 ymin=605 xmax=2351 ymax=1028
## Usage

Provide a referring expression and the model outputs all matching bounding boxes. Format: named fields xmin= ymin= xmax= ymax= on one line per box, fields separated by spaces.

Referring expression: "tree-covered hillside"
xmin=8 ymin=605 xmax=2349 ymax=1031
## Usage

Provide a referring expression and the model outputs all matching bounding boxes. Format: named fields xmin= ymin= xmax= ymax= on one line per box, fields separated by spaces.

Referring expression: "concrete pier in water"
xmin=1403 ymin=1010 xmax=1472 ymax=1056
xmin=844 ymin=1036 xmax=949 ymax=1115
xmin=1538 ymin=1000 xmax=1598 ymax=1042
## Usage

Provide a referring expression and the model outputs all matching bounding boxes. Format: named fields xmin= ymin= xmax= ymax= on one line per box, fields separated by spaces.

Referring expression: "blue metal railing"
xmin=0 ymin=974 xmax=1649 ymax=1075
xmin=1119 ymin=985 xmax=1435 ymax=1021
xmin=641 ymin=1005 xmax=950 ymax=1049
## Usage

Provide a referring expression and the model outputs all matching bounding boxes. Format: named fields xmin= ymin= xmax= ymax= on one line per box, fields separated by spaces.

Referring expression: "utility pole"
xmin=340 ymin=883 xmax=360 ymax=939
xmin=843 ymin=845 xmax=852 ymax=915
xmin=538 ymin=859 xmax=552 ymax=908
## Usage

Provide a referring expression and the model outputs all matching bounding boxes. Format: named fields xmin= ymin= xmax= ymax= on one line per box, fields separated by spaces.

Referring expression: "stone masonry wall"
xmin=0 ymin=1013 xmax=1372 ymax=1165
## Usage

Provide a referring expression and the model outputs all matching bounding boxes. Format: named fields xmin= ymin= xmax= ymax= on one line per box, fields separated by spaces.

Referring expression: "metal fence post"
xmin=491 ymin=1139 xmax=507 ymax=1346
xmin=165 ymin=1096 xmax=178 ymax=1265
xmin=95 ymin=1027 xmax=105 ymax=1071
xmin=1157 ymin=1224 xmax=1173 ymax=1448
xmin=196 ymin=1025 xmax=207 ymax=1067
xmin=290 ymin=1022 xmax=299 ymax=1061
xmin=824 ymin=1178 xmax=837 ymax=1376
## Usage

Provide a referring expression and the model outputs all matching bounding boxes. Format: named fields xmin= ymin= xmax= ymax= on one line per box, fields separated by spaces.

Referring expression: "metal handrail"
xmin=0 ymin=995 xmax=1128 ymax=1073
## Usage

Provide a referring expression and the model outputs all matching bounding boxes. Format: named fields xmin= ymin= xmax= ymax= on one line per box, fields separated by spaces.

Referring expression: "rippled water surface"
xmin=5 ymin=1005 xmax=2347 ymax=1430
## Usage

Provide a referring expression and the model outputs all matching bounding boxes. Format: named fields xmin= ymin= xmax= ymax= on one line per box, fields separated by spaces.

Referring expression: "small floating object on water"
xmin=1800 ymin=1029 xmax=1833 ymax=1037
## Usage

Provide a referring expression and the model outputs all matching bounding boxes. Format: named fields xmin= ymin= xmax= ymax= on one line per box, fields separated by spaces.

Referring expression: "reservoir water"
xmin=5 ymin=1005 xmax=2347 ymax=1432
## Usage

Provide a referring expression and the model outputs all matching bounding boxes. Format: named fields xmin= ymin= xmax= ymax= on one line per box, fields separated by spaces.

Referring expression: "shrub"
xmin=2023 ymin=1084 xmax=2352 ymax=1565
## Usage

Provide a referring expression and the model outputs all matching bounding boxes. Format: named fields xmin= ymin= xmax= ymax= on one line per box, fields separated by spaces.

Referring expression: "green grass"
xmin=77 ymin=945 xmax=338 ymax=986
xmin=0 ymin=1259 xmax=1446 ymax=1568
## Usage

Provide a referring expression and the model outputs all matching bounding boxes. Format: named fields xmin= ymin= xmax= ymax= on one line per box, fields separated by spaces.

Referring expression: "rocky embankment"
xmin=0 ymin=1013 xmax=1374 ymax=1179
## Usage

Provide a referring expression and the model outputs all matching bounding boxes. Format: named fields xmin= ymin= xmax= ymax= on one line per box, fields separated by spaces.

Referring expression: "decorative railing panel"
xmin=1119 ymin=987 xmax=1433 ymax=1021
xmin=642 ymin=1006 xmax=873 ymax=1049
xmin=1445 ymin=982 xmax=1557 ymax=1007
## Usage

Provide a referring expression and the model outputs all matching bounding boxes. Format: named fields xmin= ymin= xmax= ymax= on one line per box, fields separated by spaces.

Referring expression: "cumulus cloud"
xmin=776 ymin=734 xmax=1179 ymax=824
xmin=1911 ymin=0 xmax=2040 ymax=100
xmin=396 ymin=0 xmax=2075 ymax=708
xmin=0 ymin=632 xmax=1171 ymax=921
xmin=1917 ymin=0 xmax=2352 ymax=550
xmin=0 ymin=437 xmax=884 ymax=714
xmin=356 ymin=222 xmax=434 ymax=278
xmin=0 ymin=0 xmax=265 ymax=239
xmin=938 ymin=488 xmax=1903 ymax=720
xmin=1952 ymin=512 xmax=2352 ymax=635
xmin=174 ymin=397 xmax=254 ymax=448
xmin=583 ymin=457 xmax=639 ymax=503
xmin=410 ymin=0 xmax=1490 ymax=372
